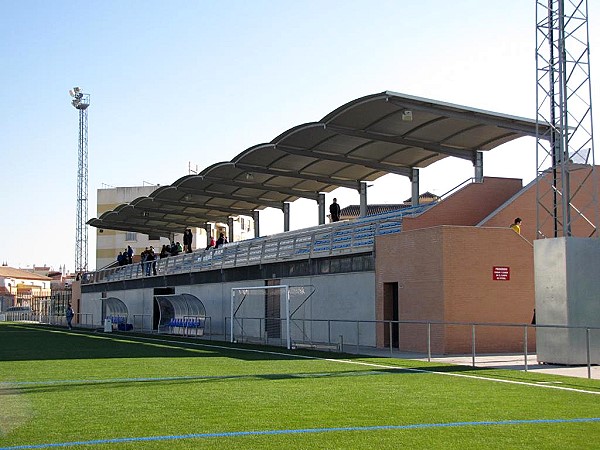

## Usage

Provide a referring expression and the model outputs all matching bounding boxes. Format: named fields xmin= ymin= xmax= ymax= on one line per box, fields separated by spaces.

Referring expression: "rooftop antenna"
xmin=69 ymin=87 xmax=91 ymax=272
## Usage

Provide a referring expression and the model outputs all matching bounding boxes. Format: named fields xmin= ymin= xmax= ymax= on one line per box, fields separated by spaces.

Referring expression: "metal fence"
xmin=2 ymin=313 xmax=597 ymax=378
xmin=225 ymin=317 xmax=599 ymax=379
xmin=34 ymin=313 xmax=95 ymax=329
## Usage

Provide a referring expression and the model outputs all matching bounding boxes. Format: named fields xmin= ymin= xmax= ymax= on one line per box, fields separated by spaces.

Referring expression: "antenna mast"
xmin=69 ymin=87 xmax=91 ymax=272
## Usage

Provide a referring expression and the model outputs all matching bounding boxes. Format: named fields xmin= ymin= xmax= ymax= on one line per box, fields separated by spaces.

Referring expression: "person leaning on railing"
xmin=510 ymin=217 xmax=522 ymax=234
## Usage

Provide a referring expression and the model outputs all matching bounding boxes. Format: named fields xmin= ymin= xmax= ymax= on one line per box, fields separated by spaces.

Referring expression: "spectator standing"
xmin=127 ymin=245 xmax=134 ymax=264
xmin=160 ymin=245 xmax=169 ymax=259
xmin=329 ymin=198 xmax=341 ymax=222
xmin=66 ymin=304 xmax=74 ymax=330
xmin=215 ymin=233 xmax=226 ymax=248
xmin=150 ymin=246 xmax=157 ymax=275
xmin=183 ymin=229 xmax=193 ymax=253
xmin=140 ymin=248 xmax=148 ymax=274
xmin=145 ymin=247 xmax=157 ymax=276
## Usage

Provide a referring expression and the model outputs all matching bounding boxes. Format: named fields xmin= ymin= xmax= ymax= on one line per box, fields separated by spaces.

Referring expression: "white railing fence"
xmin=82 ymin=204 xmax=432 ymax=284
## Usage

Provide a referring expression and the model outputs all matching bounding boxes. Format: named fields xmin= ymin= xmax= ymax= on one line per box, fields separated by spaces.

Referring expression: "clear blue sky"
xmin=1 ymin=1 xmax=598 ymax=272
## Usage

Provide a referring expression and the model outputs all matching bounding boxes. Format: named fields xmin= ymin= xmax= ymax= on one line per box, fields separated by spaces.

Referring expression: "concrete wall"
xmin=376 ymin=226 xmax=535 ymax=354
xmin=534 ymin=237 xmax=600 ymax=364
xmin=80 ymin=271 xmax=376 ymax=346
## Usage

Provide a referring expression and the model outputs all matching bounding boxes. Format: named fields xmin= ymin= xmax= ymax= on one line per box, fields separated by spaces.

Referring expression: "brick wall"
xmin=402 ymin=177 xmax=523 ymax=231
xmin=376 ymin=226 xmax=535 ymax=354
xmin=480 ymin=164 xmax=598 ymax=241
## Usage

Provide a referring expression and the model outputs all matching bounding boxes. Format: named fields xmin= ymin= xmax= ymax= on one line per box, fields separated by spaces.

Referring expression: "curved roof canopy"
xmin=89 ymin=91 xmax=546 ymax=236
xmin=101 ymin=297 xmax=128 ymax=316
xmin=155 ymin=293 xmax=207 ymax=328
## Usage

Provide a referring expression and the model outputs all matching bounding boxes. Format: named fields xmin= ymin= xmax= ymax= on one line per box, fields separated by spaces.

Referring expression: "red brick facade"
xmin=376 ymin=227 xmax=535 ymax=354
xmin=374 ymin=165 xmax=598 ymax=354
xmin=402 ymin=177 xmax=523 ymax=231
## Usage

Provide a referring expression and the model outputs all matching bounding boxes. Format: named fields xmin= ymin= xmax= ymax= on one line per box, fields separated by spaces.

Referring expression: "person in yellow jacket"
xmin=510 ymin=217 xmax=522 ymax=234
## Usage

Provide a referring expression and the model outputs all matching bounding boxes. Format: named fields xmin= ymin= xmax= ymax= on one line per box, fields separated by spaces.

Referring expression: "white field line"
xmin=96 ymin=331 xmax=600 ymax=396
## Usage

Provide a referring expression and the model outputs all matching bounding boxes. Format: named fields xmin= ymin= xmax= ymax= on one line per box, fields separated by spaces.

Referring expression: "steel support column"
xmin=227 ymin=217 xmax=234 ymax=242
xmin=283 ymin=203 xmax=290 ymax=231
xmin=359 ymin=182 xmax=367 ymax=217
xmin=474 ymin=151 xmax=483 ymax=183
xmin=410 ymin=168 xmax=420 ymax=205
xmin=318 ymin=193 xmax=326 ymax=224
xmin=252 ymin=210 xmax=260 ymax=238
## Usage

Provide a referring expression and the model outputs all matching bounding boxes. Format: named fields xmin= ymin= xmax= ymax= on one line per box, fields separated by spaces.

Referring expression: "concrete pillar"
xmin=283 ymin=203 xmax=290 ymax=232
xmin=535 ymin=237 xmax=600 ymax=364
xmin=318 ymin=193 xmax=326 ymax=225
xmin=411 ymin=168 xmax=419 ymax=206
xmin=252 ymin=210 xmax=260 ymax=238
xmin=359 ymin=182 xmax=367 ymax=217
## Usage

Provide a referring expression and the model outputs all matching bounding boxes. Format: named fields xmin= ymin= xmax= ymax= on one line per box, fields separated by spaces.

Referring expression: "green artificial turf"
xmin=0 ymin=323 xmax=599 ymax=449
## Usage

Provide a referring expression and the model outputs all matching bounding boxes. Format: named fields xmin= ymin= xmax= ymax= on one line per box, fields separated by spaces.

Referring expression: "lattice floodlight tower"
xmin=230 ymin=285 xmax=316 ymax=350
xmin=535 ymin=1 xmax=600 ymax=366
xmin=69 ymin=87 xmax=90 ymax=273
xmin=536 ymin=0 xmax=597 ymax=238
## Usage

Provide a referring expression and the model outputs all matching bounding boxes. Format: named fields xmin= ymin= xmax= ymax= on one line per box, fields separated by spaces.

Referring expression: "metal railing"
xmin=82 ymin=204 xmax=432 ymax=285
xmin=225 ymin=317 xmax=599 ymax=379
xmin=33 ymin=313 xmax=95 ymax=329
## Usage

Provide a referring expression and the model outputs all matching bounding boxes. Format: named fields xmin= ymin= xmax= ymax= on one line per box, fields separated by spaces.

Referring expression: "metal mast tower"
xmin=535 ymin=0 xmax=597 ymax=238
xmin=69 ymin=87 xmax=91 ymax=272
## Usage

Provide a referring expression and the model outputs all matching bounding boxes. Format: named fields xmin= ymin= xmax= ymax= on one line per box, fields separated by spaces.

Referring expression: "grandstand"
xmin=77 ymin=92 xmax=598 ymax=361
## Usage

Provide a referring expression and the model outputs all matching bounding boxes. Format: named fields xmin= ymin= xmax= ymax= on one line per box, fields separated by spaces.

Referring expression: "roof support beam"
xmin=174 ymin=186 xmax=285 ymax=211
xmin=274 ymin=143 xmax=413 ymax=178
xmin=126 ymin=216 xmax=207 ymax=233
xmin=325 ymin=124 xmax=475 ymax=161
xmin=234 ymin=162 xmax=360 ymax=190
xmin=143 ymin=198 xmax=255 ymax=218
xmin=202 ymin=175 xmax=321 ymax=201
xmin=104 ymin=206 xmax=225 ymax=230
xmin=90 ymin=221 xmax=174 ymax=237
xmin=386 ymin=96 xmax=544 ymax=137
xmin=132 ymin=208 xmax=218 ymax=225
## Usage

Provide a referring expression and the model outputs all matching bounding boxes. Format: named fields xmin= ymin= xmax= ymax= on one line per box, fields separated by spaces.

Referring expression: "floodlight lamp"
xmin=70 ymin=87 xmax=84 ymax=101
xmin=402 ymin=110 xmax=413 ymax=121
xmin=245 ymin=172 xmax=254 ymax=181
